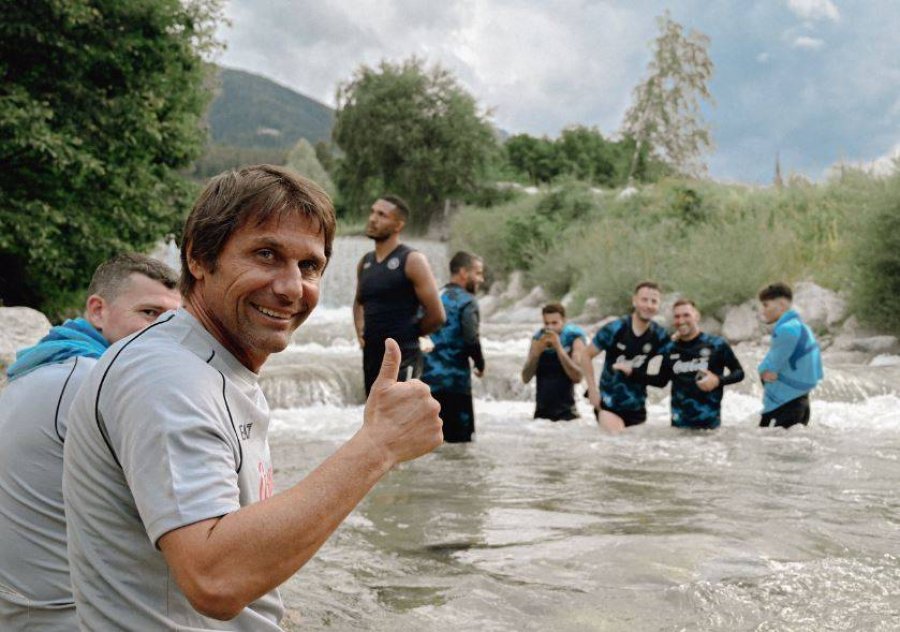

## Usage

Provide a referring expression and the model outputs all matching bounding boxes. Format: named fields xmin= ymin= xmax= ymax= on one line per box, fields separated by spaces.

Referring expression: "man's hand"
xmin=696 ymin=369 xmax=720 ymax=392
xmin=541 ymin=330 xmax=561 ymax=350
xmin=760 ymin=370 xmax=778 ymax=383
xmin=361 ymin=339 xmax=443 ymax=464
xmin=612 ymin=361 xmax=633 ymax=376
xmin=474 ymin=368 xmax=484 ymax=378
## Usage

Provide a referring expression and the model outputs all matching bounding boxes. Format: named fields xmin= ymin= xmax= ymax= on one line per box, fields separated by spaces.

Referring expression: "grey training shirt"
xmin=0 ymin=356 xmax=95 ymax=631
xmin=63 ymin=309 xmax=284 ymax=630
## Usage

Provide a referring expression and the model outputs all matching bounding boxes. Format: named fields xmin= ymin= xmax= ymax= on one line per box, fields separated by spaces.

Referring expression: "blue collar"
xmin=6 ymin=318 xmax=108 ymax=382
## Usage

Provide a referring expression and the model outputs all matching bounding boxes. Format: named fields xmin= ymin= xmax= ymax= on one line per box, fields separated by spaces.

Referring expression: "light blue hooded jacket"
xmin=758 ymin=309 xmax=824 ymax=413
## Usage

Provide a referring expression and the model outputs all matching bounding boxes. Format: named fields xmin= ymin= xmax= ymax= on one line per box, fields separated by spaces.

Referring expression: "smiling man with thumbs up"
xmin=62 ymin=165 xmax=443 ymax=631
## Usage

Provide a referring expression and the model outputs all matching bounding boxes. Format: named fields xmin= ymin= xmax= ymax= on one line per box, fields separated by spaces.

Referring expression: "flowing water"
xmin=262 ymin=238 xmax=900 ymax=631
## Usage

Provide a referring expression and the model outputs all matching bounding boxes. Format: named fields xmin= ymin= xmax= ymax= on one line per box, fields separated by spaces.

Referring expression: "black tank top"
xmin=358 ymin=244 xmax=420 ymax=347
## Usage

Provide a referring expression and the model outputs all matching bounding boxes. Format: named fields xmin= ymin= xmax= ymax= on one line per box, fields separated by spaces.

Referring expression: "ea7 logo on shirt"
xmin=240 ymin=423 xmax=253 ymax=440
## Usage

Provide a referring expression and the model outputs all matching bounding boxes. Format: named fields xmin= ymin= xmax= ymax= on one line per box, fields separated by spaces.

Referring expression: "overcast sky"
xmin=216 ymin=0 xmax=900 ymax=183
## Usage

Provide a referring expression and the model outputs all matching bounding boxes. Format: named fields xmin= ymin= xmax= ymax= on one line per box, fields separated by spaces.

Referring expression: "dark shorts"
xmin=363 ymin=343 xmax=421 ymax=396
xmin=535 ymin=407 xmax=578 ymax=422
xmin=433 ymin=391 xmax=475 ymax=443
xmin=597 ymin=401 xmax=647 ymax=427
xmin=760 ymin=394 xmax=810 ymax=429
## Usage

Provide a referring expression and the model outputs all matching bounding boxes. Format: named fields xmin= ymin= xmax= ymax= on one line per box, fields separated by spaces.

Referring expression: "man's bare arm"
xmin=558 ymin=337 xmax=585 ymax=383
xmin=353 ymin=256 xmax=365 ymax=346
xmin=158 ymin=341 xmax=441 ymax=620
xmin=405 ymin=252 xmax=445 ymax=335
xmin=580 ymin=343 xmax=601 ymax=410
xmin=521 ymin=338 xmax=543 ymax=383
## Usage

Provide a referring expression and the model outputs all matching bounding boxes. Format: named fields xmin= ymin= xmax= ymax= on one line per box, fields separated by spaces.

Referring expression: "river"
xmin=259 ymin=237 xmax=900 ymax=631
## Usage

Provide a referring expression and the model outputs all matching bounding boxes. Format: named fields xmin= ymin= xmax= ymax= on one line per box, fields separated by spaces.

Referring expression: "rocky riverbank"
xmin=478 ymin=273 xmax=900 ymax=367
xmin=3 ymin=278 xmax=899 ymax=393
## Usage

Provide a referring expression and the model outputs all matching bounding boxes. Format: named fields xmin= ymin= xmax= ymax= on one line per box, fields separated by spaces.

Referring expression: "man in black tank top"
xmin=354 ymin=195 xmax=446 ymax=395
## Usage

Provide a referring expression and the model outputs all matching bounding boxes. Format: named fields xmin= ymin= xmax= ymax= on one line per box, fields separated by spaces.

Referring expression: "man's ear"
xmin=85 ymin=294 xmax=107 ymax=331
xmin=187 ymin=255 xmax=207 ymax=283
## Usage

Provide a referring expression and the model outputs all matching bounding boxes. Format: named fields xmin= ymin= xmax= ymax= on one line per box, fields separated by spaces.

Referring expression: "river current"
xmin=248 ymin=237 xmax=900 ymax=631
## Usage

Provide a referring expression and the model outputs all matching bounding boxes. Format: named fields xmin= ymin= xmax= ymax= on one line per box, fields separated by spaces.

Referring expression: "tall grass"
xmin=451 ymin=170 xmax=896 ymax=328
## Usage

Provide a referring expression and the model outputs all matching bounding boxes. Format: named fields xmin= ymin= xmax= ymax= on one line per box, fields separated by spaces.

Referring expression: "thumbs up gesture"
xmin=362 ymin=339 xmax=443 ymax=465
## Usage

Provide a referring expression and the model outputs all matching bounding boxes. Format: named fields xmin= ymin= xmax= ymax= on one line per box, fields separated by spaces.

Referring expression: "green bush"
xmin=850 ymin=171 xmax=900 ymax=334
xmin=451 ymin=171 xmax=899 ymax=329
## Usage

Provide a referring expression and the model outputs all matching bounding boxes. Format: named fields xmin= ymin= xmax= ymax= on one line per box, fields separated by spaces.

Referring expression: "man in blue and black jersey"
xmin=757 ymin=282 xmax=823 ymax=428
xmin=580 ymin=281 xmax=670 ymax=432
xmin=422 ymin=251 xmax=486 ymax=443
xmin=617 ymin=298 xmax=744 ymax=429
xmin=521 ymin=302 xmax=586 ymax=421
xmin=354 ymin=195 xmax=446 ymax=395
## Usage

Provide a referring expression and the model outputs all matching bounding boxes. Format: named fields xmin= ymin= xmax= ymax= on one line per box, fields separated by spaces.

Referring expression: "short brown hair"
xmin=758 ymin=282 xmax=793 ymax=302
xmin=542 ymin=302 xmax=566 ymax=318
xmin=87 ymin=253 xmax=178 ymax=301
xmin=634 ymin=280 xmax=660 ymax=294
xmin=180 ymin=165 xmax=336 ymax=297
xmin=673 ymin=297 xmax=697 ymax=310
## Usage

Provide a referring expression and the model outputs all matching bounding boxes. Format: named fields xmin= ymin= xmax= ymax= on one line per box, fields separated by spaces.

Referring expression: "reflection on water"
xmin=271 ymin=396 xmax=900 ymax=631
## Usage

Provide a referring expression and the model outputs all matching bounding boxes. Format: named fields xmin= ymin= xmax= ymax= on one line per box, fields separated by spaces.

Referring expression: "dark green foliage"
xmin=0 ymin=0 xmax=221 ymax=316
xmin=208 ymin=67 xmax=334 ymax=148
xmin=851 ymin=172 xmax=900 ymax=334
xmin=501 ymin=184 xmax=595 ymax=272
xmin=332 ymin=57 xmax=498 ymax=229
xmin=503 ymin=127 xmax=668 ymax=187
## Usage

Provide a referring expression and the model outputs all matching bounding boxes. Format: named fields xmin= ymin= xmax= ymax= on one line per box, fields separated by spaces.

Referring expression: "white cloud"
xmin=792 ymin=36 xmax=825 ymax=49
xmin=787 ymin=0 xmax=840 ymax=22
xmin=757 ymin=52 xmax=770 ymax=63
xmin=826 ymin=143 xmax=900 ymax=178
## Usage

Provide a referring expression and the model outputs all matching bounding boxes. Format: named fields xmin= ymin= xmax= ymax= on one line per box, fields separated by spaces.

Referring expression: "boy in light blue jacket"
xmin=757 ymin=282 xmax=824 ymax=428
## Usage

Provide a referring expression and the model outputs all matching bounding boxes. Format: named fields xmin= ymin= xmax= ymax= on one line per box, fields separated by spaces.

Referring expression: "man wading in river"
xmin=62 ymin=166 xmax=443 ymax=630
xmin=757 ymin=282 xmax=823 ymax=428
xmin=354 ymin=195 xmax=445 ymax=395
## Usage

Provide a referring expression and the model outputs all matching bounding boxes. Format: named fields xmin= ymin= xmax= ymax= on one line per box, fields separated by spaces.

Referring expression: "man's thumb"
xmin=372 ymin=338 xmax=401 ymax=392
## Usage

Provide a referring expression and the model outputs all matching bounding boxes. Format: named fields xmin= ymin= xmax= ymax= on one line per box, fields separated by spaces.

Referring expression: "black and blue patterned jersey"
xmin=422 ymin=284 xmax=484 ymax=395
xmin=638 ymin=332 xmax=744 ymax=428
xmin=591 ymin=316 xmax=669 ymax=412
xmin=533 ymin=323 xmax=586 ymax=420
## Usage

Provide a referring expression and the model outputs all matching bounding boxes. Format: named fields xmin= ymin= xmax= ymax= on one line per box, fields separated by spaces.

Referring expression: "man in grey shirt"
xmin=0 ymin=253 xmax=180 ymax=630
xmin=63 ymin=165 xmax=444 ymax=630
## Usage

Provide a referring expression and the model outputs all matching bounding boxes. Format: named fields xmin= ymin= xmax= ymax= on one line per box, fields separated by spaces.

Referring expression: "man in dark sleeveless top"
xmin=354 ymin=195 xmax=445 ymax=395
xmin=521 ymin=303 xmax=586 ymax=421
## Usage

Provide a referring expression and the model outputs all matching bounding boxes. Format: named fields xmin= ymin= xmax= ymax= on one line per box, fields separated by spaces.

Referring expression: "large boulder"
xmin=792 ymin=281 xmax=847 ymax=331
xmin=0 ymin=306 xmax=52 ymax=379
xmin=722 ymin=302 xmax=762 ymax=343
xmin=516 ymin=285 xmax=548 ymax=309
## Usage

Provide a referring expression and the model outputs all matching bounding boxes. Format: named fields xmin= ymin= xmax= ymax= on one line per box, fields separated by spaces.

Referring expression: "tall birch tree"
xmin=622 ymin=11 xmax=715 ymax=180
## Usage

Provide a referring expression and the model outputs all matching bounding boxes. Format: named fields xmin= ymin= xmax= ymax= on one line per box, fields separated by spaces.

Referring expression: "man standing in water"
xmin=615 ymin=298 xmax=745 ymax=429
xmin=521 ymin=302 xmax=586 ymax=421
xmin=422 ymin=251 xmax=486 ymax=442
xmin=580 ymin=281 xmax=670 ymax=432
xmin=354 ymin=195 xmax=445 ymax=395
xmin=63 ymin=166 xmax=443 ymax=630
xmin=757 ymin=282 xmax=823 ymax=428
xmin=0 ymin=253 xmax=181 ymax=630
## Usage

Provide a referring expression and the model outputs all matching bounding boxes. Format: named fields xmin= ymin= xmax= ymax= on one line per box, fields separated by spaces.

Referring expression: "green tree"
xmin=333 ymin=57 xmax=497 ymax=228
xmin=0 ymin=0 xmax=222 ymax=315
xmin=505 ymin=134 xmax=561 ymax=185
xmin=285 ymin=138 xmax=336 ymax=198
xmin=621 ymin=11 xmax=715 ymax=180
